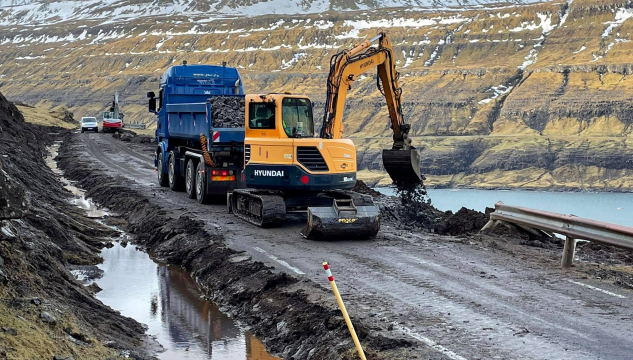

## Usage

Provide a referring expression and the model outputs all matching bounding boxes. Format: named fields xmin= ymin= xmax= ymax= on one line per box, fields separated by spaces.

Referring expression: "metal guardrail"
xmin=125 ymin=123 xmax=146 ymax=129
xmin=482 ymin=201 xmax=633 ymax=268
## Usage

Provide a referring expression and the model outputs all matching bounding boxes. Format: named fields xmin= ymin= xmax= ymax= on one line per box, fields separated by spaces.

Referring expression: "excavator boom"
xmin=321 ymin=33 xmax=421 ymax=185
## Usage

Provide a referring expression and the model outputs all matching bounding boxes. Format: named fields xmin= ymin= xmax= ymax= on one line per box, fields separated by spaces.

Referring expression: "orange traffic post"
xmin=323 ymin=262 xmax=367 ymax=360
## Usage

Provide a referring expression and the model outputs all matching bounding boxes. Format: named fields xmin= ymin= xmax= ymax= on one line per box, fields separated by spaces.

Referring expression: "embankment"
xmin=0 ymin=92 xmax=151 ymax=359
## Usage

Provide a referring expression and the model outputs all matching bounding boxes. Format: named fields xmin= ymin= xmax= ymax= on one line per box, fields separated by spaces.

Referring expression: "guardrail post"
xmin=561 ymin=236 xmax=577 ymax=268
xmin=480 ymin=220 xmax=498 ymax=233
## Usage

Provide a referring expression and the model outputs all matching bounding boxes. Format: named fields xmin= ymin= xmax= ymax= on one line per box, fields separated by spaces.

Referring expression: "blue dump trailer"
xmin=147 ymin=61 xmax=246 ymax=203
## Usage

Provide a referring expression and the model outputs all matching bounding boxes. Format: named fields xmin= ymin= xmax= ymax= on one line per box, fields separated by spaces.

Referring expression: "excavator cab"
xmin=229 ymin=93 xmax=381 ymax=239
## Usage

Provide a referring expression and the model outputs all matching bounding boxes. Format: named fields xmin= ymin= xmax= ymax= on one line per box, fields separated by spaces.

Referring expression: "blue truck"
xmin=147 ymin=61 xmax=246 ymax=203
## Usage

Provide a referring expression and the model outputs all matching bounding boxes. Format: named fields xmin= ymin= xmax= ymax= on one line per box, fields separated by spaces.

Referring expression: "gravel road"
xmin=75 ymin=132 xmax=633 ymax=360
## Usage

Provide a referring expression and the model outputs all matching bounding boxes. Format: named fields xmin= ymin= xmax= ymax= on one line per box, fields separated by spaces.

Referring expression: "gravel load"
xmin=208 ymin=96 xmax=244 ymax=128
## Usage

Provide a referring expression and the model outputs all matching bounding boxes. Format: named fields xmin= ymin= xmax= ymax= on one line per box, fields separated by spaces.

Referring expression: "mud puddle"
xmin=46 ymin=141 xmax=279 ymax=360
xmin=97 ymin=243 xmax=280 ymax=360
xmin=46 ymin=141 xmax=108 ymax=218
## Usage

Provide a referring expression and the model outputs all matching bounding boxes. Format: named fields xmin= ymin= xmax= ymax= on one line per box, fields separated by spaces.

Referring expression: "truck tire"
xmin=157 ymin=152 xmax=169 ymax=187
xmin=195 ymin=161 xmax=209 ymax=204
xmin=168 ymin=151 xmax=183 ymax=191
xmin=185 ymin=159 xmax=197 ymax=199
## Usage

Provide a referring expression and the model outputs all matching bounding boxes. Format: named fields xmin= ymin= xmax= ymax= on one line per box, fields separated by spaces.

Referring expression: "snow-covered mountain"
xmin=0 ymin=0 xmax=551 ymax=26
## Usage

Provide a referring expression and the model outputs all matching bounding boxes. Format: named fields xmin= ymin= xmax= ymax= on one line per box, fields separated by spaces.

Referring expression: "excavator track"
xmin=230 ymin=189 xmax=286 ymax=228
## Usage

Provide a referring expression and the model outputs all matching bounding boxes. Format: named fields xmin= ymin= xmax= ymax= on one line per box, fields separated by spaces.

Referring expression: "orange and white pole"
xmin=323 ymin=262 xmax=367 ymax=360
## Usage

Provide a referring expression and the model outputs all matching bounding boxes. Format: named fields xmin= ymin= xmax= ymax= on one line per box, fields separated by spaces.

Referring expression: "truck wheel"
xmin=157 ymin=152 xmax=169 ymax=187
xmin=168 ymin=151 xmax=183 ymax=191
xmin=81 ymin=129 xmax=85 ymax=133
xmin=185 ymin=159 xmax=197 ymax=199
xmin=195 ymin=161 xmax=209 ymax=204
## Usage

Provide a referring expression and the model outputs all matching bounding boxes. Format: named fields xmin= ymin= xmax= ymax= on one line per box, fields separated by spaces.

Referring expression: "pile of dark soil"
xmin=0 ymin=92 xmax=149 ymax=359
xmin=112 ymin=129 xmax=153 ymax=143
xmin=57 ymin=136 xmax=408 ymax=359
xmin=435 ymin=207 xmax=491 ymax=236
xmin=576 ymin=241 xmax=633 ymax=266
xmin=352 ymin=180 xmax=383 ymax=197
xmin=208 ymin=96 xmax=245 ymax=128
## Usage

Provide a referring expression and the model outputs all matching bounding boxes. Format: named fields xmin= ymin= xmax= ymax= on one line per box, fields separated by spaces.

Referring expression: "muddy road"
xmin=63 ymin=132 xmax=633 ymax=359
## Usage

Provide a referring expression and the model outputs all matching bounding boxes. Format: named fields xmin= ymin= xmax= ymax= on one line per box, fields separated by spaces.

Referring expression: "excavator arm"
xmin=321 ymin=33 xmax=421 ymax=185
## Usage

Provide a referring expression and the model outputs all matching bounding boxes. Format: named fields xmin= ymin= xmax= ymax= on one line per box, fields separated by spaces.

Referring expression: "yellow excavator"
xmin=228 ymin=32 xmax=421 ymax=239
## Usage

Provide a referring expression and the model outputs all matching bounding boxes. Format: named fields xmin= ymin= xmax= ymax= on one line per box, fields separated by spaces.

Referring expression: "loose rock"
xmin=208 ymin=96 xmax=245 ymax=128
xmin=40 ymin=311 xmax=57 ymax=325
xmin=2 ymin=328 xmax=17 ymax=336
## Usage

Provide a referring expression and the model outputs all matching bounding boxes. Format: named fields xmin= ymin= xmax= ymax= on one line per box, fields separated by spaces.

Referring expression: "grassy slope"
xmin=2 ymin=0 xmax=633 ymax=190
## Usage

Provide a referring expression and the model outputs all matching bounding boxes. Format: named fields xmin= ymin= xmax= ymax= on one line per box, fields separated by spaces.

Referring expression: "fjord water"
xmin=376 ymin=188 xmax=633 ymax=228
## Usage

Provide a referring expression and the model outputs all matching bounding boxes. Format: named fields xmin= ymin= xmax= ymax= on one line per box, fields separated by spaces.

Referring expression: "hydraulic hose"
xmin=199 ymin=133 xmax=216 ymax=167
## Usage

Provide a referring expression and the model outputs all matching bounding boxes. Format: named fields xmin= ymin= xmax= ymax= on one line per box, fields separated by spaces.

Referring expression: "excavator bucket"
xmin=382 ymin=148 xmax=422 ymax=185
xmin=301 ymin=199 xmax=380 ymax=240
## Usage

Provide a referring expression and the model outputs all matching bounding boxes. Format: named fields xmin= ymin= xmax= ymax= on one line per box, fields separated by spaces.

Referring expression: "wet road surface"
xmin=76 ymin=132 xmax=633 ymax=360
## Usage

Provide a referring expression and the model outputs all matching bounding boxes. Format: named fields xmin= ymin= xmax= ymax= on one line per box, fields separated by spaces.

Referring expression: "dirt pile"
xmin=208 ymin=96 xmax=245 ymax=128
xmin=435 ymin=207 xmax=490 ymax=236
xmin=353 ymin=181 xmax=491 ymax=236
xmin=58 ymin=134 xmax=411 ymax=360
xmin=0 ymin=92 xmax=150 ymax=359
xmin=112 ymin=129 xmax=153 ymax=143
xmin=352 ymin=180 xmax=383 ymax=197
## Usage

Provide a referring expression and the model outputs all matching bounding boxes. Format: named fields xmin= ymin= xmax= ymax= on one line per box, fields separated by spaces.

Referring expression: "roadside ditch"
xmin=56 ymin=133 xmax=414 ymax=359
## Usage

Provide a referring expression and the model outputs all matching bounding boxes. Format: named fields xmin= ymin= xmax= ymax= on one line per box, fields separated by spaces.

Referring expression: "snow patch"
xmin=573 ymin=45 xmax=586 ymax=54
xmin=602 ymin=7 xmax=633 ymax=38
xmin=478 ymin=84 xmax=513 ymax=105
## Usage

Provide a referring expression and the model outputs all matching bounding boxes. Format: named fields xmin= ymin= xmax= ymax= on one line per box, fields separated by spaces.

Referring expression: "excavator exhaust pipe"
xmin=301 ymin=199 xmax=380 ymax=240
xmin=382 ymin=148 xmax=422 ymax=185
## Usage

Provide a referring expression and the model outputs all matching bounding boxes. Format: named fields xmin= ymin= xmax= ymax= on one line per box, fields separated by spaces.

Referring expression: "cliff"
xmin=2 ymin=0 xmax=633 ymax=190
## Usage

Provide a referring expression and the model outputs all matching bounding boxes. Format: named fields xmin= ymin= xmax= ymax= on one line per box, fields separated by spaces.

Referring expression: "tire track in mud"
xmin=58 ymin=133 xmax=421 ymax=360
xmin=65 ymin=131 xmax=633 ymax=360
xmin=82 ymin=133 xmax=148 ymax=178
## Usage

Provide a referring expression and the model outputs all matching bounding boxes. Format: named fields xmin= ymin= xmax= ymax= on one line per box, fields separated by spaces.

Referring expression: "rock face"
xmin=2 ymin=0 xmax=633 ymax=190
xmin=0 ymin=93 xmax=30 ymax=219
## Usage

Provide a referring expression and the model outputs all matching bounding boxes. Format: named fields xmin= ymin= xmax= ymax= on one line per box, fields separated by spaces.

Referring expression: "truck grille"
xmin=245 ymin=144 xmax=251 ymax=164
xmin=297 ymin=147 xmax=329 ymax=172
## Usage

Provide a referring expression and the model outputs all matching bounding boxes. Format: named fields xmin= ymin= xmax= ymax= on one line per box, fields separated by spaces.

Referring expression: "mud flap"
xmin=382 ymin=148 xmax=421 ymax=185
xmin=301 ymin=199 xmax=380 ymax=240
xmin=227 ymin=192 xmax=233 ymax=213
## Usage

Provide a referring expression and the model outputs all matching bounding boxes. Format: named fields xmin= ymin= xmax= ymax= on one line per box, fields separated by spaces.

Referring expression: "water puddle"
xmin=45 ymin=141 xmax=108 ymax=218
xmin=98 ymin=243 xmax=280 ymax=360
xmin=45 ymin=141 xmax=279 ymax=360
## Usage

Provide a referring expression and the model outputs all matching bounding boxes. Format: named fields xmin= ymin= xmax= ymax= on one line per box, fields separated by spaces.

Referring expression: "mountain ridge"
xmin=3 ymin=0 xmax=633 ymax=191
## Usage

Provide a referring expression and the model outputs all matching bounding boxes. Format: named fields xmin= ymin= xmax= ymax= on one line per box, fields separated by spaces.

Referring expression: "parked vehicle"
xmin=80 ymin=117 xmax=98 ymax=133
xmin=100 ymin=91 xmax=124 ymax=133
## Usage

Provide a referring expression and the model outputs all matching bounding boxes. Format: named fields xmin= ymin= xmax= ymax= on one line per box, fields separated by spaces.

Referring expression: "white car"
xmin=80 ymin=117 xmax=98 ymax=133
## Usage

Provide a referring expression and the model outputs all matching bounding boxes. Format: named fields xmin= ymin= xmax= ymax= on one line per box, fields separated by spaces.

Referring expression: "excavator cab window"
xmin=282 ymin=97 xmax=314 ymax=138
xmin=249 ymin=103 xmax=275 ymax=129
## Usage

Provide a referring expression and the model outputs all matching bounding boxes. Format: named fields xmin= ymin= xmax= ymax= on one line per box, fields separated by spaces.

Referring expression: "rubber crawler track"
xmin=232 ymin=189 xmax=286 ymax=228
